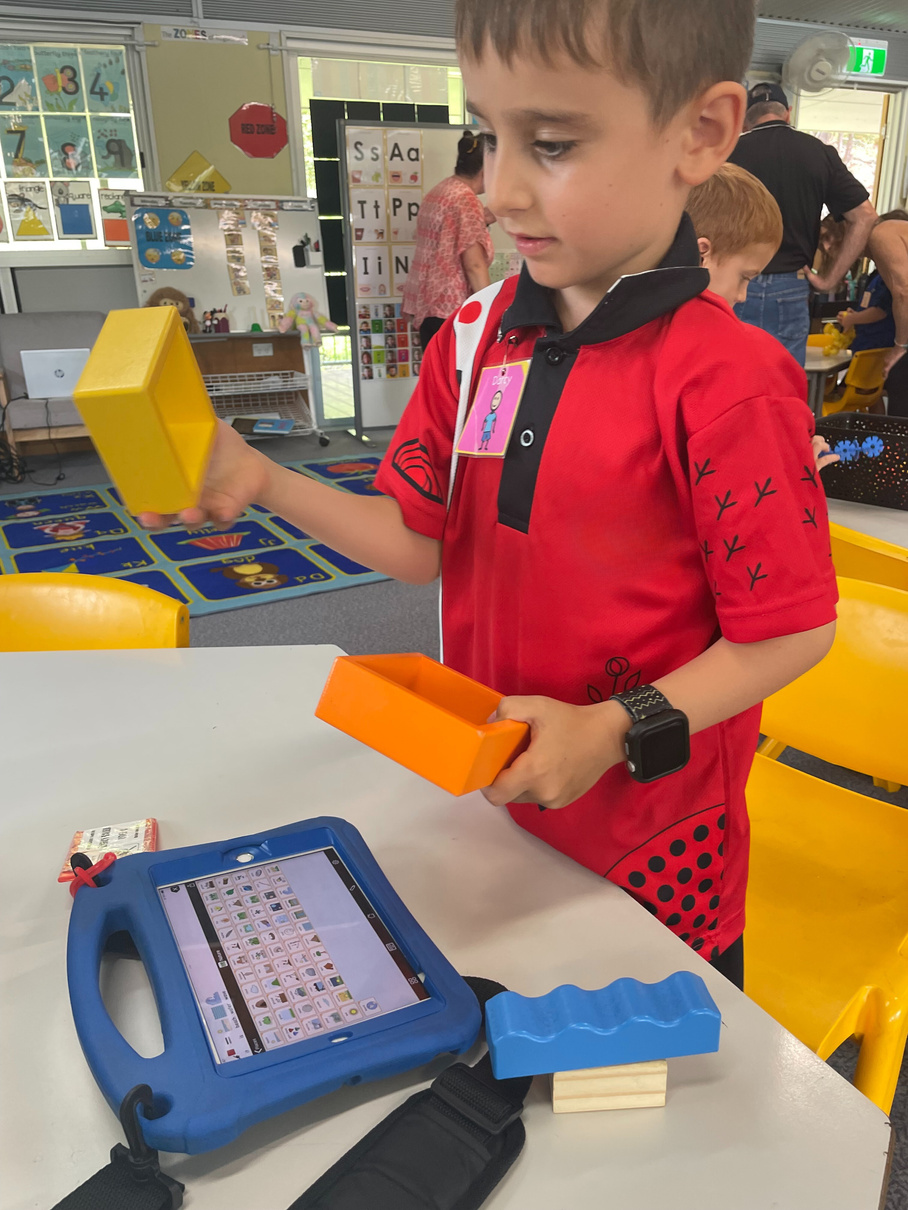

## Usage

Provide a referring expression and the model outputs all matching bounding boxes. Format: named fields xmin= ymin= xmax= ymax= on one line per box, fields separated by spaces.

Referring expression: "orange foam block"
xmin=315 ymin=654 xmax=529 ymax=796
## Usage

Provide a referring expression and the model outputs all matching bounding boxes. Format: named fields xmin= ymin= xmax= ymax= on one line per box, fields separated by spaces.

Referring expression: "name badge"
xmin=861 ymin=290 xmax=872 ymax=309
xmin=454 ymin=360 xmax=530 ymax=458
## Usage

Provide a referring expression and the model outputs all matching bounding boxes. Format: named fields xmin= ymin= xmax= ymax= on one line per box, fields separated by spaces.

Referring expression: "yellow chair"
xmin=830 ymin=522 xmax=908 ymax=594
xmin=807 ymin=333 xmax=826 ymax=347
xmin=0 ymin=572 xmax=189 ymax=651
xmin=822 ymin=347 xmax=888 ymax=415
xmin=757 ymin=578 xmax=908 ymax=791
xmin=746 ymin=751 xmax=908 ymax=1113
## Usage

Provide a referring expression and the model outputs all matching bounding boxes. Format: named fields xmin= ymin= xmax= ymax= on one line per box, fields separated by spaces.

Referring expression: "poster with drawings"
xmin=350 ymin=188 xmax=386 ymax=243
xmin=51 ymin=180 xmax=95 ymax=239
xmin=345 ymin=127 xmax=384 ymax=186
xmin=388 ymin=189 xmax=420 ymax=242
xmin=0 ymin=45 xmax=37 ymax=110
xmin=4 ymin=180 xmax=52 ymax=238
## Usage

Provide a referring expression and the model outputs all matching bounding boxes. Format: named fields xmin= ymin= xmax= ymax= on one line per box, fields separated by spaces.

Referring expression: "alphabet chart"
xmin=343 ymin=121 xmax=464 ymax=428
xmin=346 ymin=126 xmax=422 ymax=304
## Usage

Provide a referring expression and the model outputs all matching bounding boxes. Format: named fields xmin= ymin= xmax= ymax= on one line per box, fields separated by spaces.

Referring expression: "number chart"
xmin=0 ymin=41 xmax=140 ymax=247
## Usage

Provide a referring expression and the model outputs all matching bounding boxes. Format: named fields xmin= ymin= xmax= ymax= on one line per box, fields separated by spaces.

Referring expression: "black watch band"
xmin=609 ymin=684 xmax=674 ymax=722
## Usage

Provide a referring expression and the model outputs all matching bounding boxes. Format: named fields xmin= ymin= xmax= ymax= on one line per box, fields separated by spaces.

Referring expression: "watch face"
xmin=629 ymin=712 xmax=690 ymax=782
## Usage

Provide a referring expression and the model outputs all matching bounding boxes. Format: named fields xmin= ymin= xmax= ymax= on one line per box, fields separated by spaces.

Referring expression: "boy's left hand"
xmin=482 ymin=696 xmax=628 ymax=811
xmin=812 ymin=434 xmax=839 ymax=472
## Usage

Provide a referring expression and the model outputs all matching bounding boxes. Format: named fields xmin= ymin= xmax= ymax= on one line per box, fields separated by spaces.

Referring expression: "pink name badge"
xmin=455 ymin=360 xmax=530 ymax=458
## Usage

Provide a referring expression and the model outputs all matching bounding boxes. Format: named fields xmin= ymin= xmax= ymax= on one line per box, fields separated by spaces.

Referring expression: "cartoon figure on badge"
xmin=455 ymin=360 xmax=530 ymax=459
xmin=480 ymin=390 xmax=503 ymax=451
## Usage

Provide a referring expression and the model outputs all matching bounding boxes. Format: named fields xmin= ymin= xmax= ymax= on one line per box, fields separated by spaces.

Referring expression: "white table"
xmin=828 ymin=498 xmax=908 ymax=548
xmin=805 ymin=346 xmax=852 ymax=417
xmin=0 ymin=646 xmax=892 ymax=1210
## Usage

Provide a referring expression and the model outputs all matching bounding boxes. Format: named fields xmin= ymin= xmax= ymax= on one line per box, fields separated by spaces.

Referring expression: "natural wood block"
xmin=552 ymin=1060 xmax=668 ymax=1114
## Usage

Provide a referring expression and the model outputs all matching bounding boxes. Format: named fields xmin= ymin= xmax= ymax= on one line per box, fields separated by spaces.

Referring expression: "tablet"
xmin=67 ymin=817 xmax=481 ymax=1154
xmin=160 ymin=844 xmax=429 ymax=1062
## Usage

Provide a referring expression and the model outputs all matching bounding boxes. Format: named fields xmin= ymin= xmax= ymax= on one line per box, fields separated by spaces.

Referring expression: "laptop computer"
xmin=20 ymin=347 xmax=91 ymax=399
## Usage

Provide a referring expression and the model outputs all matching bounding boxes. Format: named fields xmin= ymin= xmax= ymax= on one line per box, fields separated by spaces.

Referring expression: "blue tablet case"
xmin=67 ymin=817 xmax=481 ymax=1154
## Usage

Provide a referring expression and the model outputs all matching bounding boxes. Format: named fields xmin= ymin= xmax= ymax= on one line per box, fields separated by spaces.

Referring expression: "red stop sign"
xmin=229 ymin=103 xmax=288 ymax=159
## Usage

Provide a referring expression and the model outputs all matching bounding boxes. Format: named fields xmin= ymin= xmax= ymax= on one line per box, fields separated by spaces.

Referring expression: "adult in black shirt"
xmin=728 ymin=83 xmax=877 ymax=365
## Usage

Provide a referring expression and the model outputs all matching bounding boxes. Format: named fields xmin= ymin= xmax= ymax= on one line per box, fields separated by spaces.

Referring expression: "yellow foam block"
xmin=73 ymin=306 xmax=217 ymax=516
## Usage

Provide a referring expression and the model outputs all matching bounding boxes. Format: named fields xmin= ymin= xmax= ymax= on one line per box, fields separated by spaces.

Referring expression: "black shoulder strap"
xmin=287 ymin=977 xmax=532 ymax=1210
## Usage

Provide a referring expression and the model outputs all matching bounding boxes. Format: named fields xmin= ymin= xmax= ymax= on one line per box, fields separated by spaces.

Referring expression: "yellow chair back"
xmin=806 ymin=333 xmax=827 ymax=347
xmin=759 ymin=577 xmax=908 ymax=789
xmin=746 ymin=752 xmax=908 ymax=1112
xmin=830 ymin=523 xmax=908 ymax=593
xmin=0 ymin=572 xmax=189 ymax=651
xmin=822 ymin=347 xmax=887 ymax=415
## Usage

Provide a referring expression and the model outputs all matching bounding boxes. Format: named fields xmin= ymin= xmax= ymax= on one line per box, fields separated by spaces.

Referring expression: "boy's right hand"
xmin=837 ymin=309 xmax=856 ymax=331
xmin=138 ymin=420 xmax=272 ymax=530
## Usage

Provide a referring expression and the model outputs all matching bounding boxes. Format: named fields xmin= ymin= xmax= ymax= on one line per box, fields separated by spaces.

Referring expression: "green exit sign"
xmin=847 ymin=40 xmax=888 ymax=76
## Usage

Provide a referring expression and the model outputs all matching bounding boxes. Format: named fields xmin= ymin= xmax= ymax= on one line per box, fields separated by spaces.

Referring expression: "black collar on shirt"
xmin=740 ymin=120 xmax=790 ymax=133
xmin=499 ymin=212 xmax=708 ymax=349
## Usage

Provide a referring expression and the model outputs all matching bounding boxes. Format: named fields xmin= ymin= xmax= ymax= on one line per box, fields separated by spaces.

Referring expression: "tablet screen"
xmin=159 ymin=846 xmax=430 ymax=1063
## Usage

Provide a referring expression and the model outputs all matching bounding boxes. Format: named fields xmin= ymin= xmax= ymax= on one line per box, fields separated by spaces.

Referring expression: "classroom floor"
xmin=3 ymin=432 xmax=907 ymax=1204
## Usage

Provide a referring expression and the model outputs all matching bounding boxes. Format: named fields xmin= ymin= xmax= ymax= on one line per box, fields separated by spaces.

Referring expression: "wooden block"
xmin=552 ymin=1060 xmax=668 ymax=1114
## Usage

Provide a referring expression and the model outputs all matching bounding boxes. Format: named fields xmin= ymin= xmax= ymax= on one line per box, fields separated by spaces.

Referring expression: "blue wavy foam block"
xmin=486 ymin=971 xmax=721 ymax=1079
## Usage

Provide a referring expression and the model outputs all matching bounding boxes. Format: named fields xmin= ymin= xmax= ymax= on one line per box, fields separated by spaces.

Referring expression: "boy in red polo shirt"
xmin=142 ymin=0 xmax=837 ymax=990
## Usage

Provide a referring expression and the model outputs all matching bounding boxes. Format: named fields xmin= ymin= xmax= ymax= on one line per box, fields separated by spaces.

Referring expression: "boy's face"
xmin=461 ymin=47 xmax=742 ymax=324
xmin=700 ymin=240 xmax=776 ymax=307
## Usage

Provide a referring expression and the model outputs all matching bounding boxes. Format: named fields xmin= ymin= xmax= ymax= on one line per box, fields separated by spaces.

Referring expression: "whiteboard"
xmin=342 ymin=122 xmax=468 ymax=431
xmin=125 ymin=192 xmax=327 ymax=334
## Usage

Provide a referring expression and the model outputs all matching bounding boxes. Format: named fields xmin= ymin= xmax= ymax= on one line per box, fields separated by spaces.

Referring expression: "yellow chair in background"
xmin=806 ymin=333 xmax=838 ymax=395
xmin=822 ymin=347 xmax=888 ymax=415
xmin=746 ymin=751 xmax=908 ymax=1113
xmin=830 ymin=523 xmax=908 ymax=594
xmin=747 ymin=578 xmax=908 ymax=1111
xmin=757 ymin=577 xmax=908 ymax=792
xmin=0 ymin=572 xmax=189 ymax=651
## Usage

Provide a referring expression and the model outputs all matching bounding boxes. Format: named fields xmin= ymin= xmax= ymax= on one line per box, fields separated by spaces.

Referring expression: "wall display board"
xmin=0 ymin=41 xmax=142 ymax=249
xmin=127 ymin=192 xmax=327 ymax=335
xmin=341 ymin=121 xmax=464 ymax=431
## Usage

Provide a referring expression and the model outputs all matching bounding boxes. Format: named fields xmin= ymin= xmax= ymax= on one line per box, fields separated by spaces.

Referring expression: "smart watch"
xmin=609 ymin=685 xmax=690 ymax=783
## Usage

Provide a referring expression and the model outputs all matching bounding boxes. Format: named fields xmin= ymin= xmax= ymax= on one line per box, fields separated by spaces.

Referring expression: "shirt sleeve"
xmin=687 ymin=395 xmax=838 ymax=644
xmin=823 ymin=144 xmax=870 ymax=219
xmin=453 ymin=191 xmax=491 ymax=260
xmin=870 ymin=275 xmax=892 ymax=312
xmin=374 ymin=319 xmax=459 ymax=541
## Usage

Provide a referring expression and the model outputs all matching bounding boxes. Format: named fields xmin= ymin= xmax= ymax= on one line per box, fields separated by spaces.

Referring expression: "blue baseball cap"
xmin=746 ymin=82 xmax=790 ymax=108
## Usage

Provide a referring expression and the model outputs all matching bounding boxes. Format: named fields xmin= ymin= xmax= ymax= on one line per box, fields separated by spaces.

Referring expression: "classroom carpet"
xmin=0 ymin=455 xmax=389 ymax=617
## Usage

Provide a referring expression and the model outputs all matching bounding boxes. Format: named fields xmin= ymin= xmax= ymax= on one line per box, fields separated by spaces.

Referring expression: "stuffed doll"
xmin=144 ymin=287 xmax=200 ymax=334
xmin=278 ymin=293 xmax=337 ymax=345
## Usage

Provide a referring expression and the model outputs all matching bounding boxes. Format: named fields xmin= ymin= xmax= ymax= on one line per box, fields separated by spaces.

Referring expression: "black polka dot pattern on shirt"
xmin=606 ymin=804 xmax=727 ymax=954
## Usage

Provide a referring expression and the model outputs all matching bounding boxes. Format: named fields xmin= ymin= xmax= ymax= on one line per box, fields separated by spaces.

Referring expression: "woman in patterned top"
xmin=402 ymin=130 xmax=495 ymax=350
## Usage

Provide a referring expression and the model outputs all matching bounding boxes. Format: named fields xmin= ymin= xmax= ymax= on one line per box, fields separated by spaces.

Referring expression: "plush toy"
xmin=144 ymin=287 xmax=200 ymax=334
xmin=822 ymin=321 xmax=854 ymax=356
xmin=278 ymin=292 xmax=337 ymax=345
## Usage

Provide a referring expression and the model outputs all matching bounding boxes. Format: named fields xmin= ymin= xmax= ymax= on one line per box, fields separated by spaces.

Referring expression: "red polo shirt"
xmin=375 ymin=217 xmax=838 ymax=959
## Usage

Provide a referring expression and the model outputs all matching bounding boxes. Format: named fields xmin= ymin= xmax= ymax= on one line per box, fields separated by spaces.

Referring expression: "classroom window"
xmin=0 ymin=40 xmax=143 ymax=248
xmin=795 ymin=88 xmax=889 ymax=202
xmin=298 ymin=56 xmax=463 ymax=199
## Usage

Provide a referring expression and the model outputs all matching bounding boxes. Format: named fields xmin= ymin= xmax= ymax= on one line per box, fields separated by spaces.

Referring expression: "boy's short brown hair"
xmin=686 ymin=163 xmax=783 ymax=259
xmin=455 ymin=0 xmax=756 ymax=126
